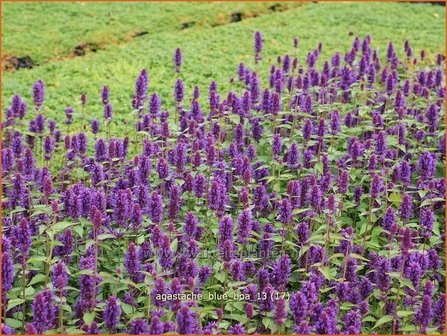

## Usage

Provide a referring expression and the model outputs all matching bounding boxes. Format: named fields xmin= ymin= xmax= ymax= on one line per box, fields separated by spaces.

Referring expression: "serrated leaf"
xmin=5 ymin=318 xmax=22 ymax=328
xmin=28 ymin=273 xmax=46 ymax=286
xmin=372 ymin=315 xmax=393 ymax=329
xmin=83 ymin=311 xmax=95 ymax=325
xmin=71 ymin=225 xmax=83 ymax=238
xmin=121 ymin=302 xmax=133 ymax=315
xmin=54 ymin=221 xmax=74 ymax=232
xmin=7 ymin=298 xmax=25 ymax=312
xmin=170 ymin=238 xmax=178 ymax=252
xmin=318 ymin=266 xmax=334 ymax=280
xmin=25 ymin=286 xmax=35 ymax=297
xmin=397 ymin=310 xmax=414 ymax=317
xmin=97 ymin=233 xmax=116 ymax=241
xmin=214 ymin=272 xmax=226 ymax=283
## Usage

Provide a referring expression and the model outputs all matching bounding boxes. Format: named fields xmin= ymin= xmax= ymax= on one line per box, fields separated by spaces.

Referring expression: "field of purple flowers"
xmin=1 ymin=31 xmax=445 ymax=335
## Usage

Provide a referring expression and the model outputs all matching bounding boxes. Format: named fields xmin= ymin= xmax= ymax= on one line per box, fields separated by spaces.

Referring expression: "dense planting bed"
xmin=1 ymin=2 xmax=445 ymax=335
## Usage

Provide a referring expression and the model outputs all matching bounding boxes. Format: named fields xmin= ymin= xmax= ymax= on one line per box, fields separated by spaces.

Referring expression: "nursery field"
xmin=1 ymin=1 xmax=446 ymax=335
xmin=2 ymin=2 xmax=446 ymax=131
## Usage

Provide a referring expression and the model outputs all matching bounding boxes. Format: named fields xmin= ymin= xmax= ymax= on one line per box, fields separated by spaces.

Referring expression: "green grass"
xmin=2 ymin=2 xmax=300 ymax=64
xmin=2 ymin=2 xmax=445 ymax=135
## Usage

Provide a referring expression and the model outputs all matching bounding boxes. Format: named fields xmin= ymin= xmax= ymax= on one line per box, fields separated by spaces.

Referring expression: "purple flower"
xmin=376 ymin=257 xmax=391 ymax=293
xmin=2 ymin=325 xmax=15 ymax=335
xmin=32 ymin=290 xmax=56 ymax=334
xmin=344 ymin=309 xmax=362 ymax=334
xmin=2 ymin=148 xmax=14 ymax=173
xmin=302 ymin=119 xmax=314 ymax=141
xmin=399 ymin=160 xmax=411 ymax=184
xmin=159 ymin=235 xmax=174 ymax=270
xmin=149 ymin=191 xmax=163 ymax=224
xmin=32 ymin=79 xmax=45 ymax=110
xmin=124 ymin=243 xmax=141 ymax=282
xmin=434 ymin=294 xmax=445 ymax=331
xmin=17 ymin=217 xmax=32 ymax=259
xmin=184 ymin=212 xmax=198 ymax=238
xmin=91 ymin=119 xmax=100 ymax=134
xmin=272 ymin=134 xmax=282 ymax=157
xmin=2 ymin=252 xmax=14 ymax=293
xmin=237 ymin=209 xmax=252 ymax=243
xmin=174 ymin=47 xmax=182 ymax=72
xmin=295 ymin=321 xmax=311 ymax=334
xmin=208 ymin=179 xmax=227 ymax=213
xmin=420 ymin=207 xmax=434 ymax=237
xmin=168 ymin=184 xmax=181 ymax=221
xmin=25 ymin=323 xmax=37 ymax=334
xmin=101 ymin=85 xmax=110 ymax=105
xmin=95 ymin=138 xmax=108 ymax=161
xmin=418 ymin=152 xmax=437 ymax=180
xmin=254 ymin=31 xmax=263 ymax=62
xmin=104 ymin=103 xmax=113 ymax=120
xmin=151 ymin=278 xmax=167 ymax=307
xmin=381 ymin=207 xmax=396 ymax=232
xmin=176 ymin=305 xmax=195 ymax=334
xmin=370 ymin=174 xmax=383 ymax=199
xmin=43 ymin=135 xmax=55 ymax=160
xmin=297 ymin=222 xmax=309 ymax=245
xmin=133 ymin=69 xmax=149 ymax=109
xmin=174 ymin=79 xmax=185 ymax=103
xmin=330 ymin=110 xmax=341 ymax=135
xmin=287 ymin=142 xmax=299 ymax=169
xmin=228 ymin=323 xmax=246 ymax=335
xmin=52 ymin=261 xmax=68 ymax=292
xmin=192 ymin=173 xmax=206 ymax=198
xmin=315 ymin=305 xmax=337 ymax=334
xmin=259 ymin=284 xmax=275 ymax=312
xmin=220 ymin=239 xmax=235 ymax=262
xmin=104 ymin=296 xmax=121 ymax=331
xmin=148 ymin=315 xmax=164 ymax=335
xmin=290 ymin=291 xmax=308 ymax=322
xmin=273 ymin=255 xmax=291 ymax=288
xmin=128 ymin=318 xmax=148 ymax=334
xmin=414 ymin=294 xmax=433 ymax=333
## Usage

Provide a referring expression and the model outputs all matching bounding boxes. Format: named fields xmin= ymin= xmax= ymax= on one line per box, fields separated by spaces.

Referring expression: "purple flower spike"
xmin=104 ymin=296 xmax=121 ymax=331
xmin=174 ymin=47 xmax=182 ymax=72
xmin=32 ymin=79 xmax=45 ymax=110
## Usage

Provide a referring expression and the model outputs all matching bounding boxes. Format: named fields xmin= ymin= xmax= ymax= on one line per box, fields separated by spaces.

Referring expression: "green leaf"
xmin=170 ymin=238 xmax=178 ymax=252
xmin=54 ymin=221 xmax=74 ymax=232
xmin=229 ymin=114 xmax=240 ymax=124
xmin=83 ymin=311 xmax=95 ymax=325
xmin=420 ymin=197 xmax=445 ymax=207
xmin=25 ymin=286 xmax=35 ymax=297
xmin=318 ymin=266 xmax=333 ymax=280
xmin=372 ymin=315 xmax=393 ymax=329
xmin=72 ymin=225 xmax=83 ymax=238
xmin=121 ymin=303 xmax=133 ymax=315
xmin=5 ymin=318 xmax=22 ymax=328
xmin=315 ymin=162 xmax=323 ymax=174
xmin=7 ymin=298 xmax=25 ymax=312
xmin=400 ymin=325 xmax=417 ymax=332
xmin=388 ymin=193 xmax=402 ymax=204
xmin=97 ymin=233 xmax=116 ymax=241
xmin=28 ymin=256 xmax=47 ymax=264
xmin=262 ymin=317 xmax=273 ymax=330
xmin=28 ymin=273 xmax=46 ymax=286
xmin=397 ymin=310 xmax=414 ymax=317
xmin=136 ymin=235 xmax=145 ymax=245
xmin=400 ymin=278 xmax=415 ymax=291
xmin=214 ymin=272 xmax=226 ymax=283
